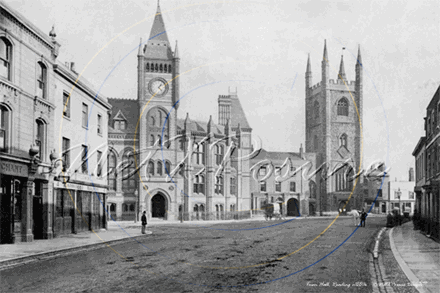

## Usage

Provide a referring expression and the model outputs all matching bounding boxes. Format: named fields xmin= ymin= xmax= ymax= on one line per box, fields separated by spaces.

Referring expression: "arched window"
xmin=130 ymin=204 xmax=135 ymax=212
xmin=230 ymin=177 xmax=236 ymax=195
xmin=150 ymin=116 xmax=155 ymax=126
xmin=155 ymin=63 xmax=158 ymax=72
xmin=122 ymin=150 xmax=136 ymax=190
xmin=337 ymin=98 xmax=349 ymax=116
xmin=309 ymin=181 xmax=316 ymax=199
xmin=0 ymin=38 xmax=12 ymax=80
xmin=193 ymin=204 xmax=198 ymax=212
xmin=168 ymin=65 xmax=172 ymax=73
xmin=159 ymin=64 xmax=163 ymax=72
xmin=165 ymin=161 xmax=171 ymax=175
xmin=157 ymin=135 xmax=162 ymax=146
xmin=123 ymin=204 xmax=128 ymax=212
xmin=179 ymin=163 xmax=184 ymax=177
xmin=314 ymin=101 xmax=319 ymax=119
xmin=110 ymin=203 xmax=116 ymax=212
xmin=36 ymin=119 xmax=46 ymax=160
xmin=0 ymin=105 xmax=11 ymax=151
xmin=194 ymin=175 xmax=205 ymax=194
xmin=193 ymin=142 xmax=205 ymax=165
xmin=340 ymin=133 xmax=347 ymax=147
xmin=108 ymin=151 xmax=117 ymax=190
xmin=146 ymin=63 xmax=150 ymax=72
xmin=37 ymin=62 xmax=47 ymax=99
xmin=215 ymin=176 xmax=223 ymax=195
xmin=215 ymin=144 xmax=224 ymax=165
xmin=148 ymin=161 xmax=154 ymax=176
xmin=150 ymin=135 xmax=155 ymax=146
xmin=156 ymin=161 xmax=162 ymax=176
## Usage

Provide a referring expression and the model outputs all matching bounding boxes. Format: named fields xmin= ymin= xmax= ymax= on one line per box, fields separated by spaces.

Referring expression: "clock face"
xmin=148 ymin=79 xmax=168 ymax=96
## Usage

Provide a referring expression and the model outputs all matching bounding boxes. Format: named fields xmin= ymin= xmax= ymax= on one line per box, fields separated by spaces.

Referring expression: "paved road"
xmin=1 ymin=217 xmax=386 ymax=292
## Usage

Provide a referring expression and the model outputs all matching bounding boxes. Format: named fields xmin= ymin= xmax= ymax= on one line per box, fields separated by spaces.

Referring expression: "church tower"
xmin=137 ymin=2 xmax=180 ymax=220
xmin=305 ymin=41 xmax=363 ymax=213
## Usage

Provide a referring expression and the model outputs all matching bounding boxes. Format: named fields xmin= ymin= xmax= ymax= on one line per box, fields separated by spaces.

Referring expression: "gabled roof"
xmin=250 ymin=148 xmax=303 ymax=162
xmin=108 ymin=98 xmax=139 ymax=132
xmin=176 ymin=118 xmax=224 ymax=135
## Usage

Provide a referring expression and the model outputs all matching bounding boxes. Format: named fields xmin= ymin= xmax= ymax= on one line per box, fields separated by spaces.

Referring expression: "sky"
xmin=5 ymin=0 xmax=440 ymax=181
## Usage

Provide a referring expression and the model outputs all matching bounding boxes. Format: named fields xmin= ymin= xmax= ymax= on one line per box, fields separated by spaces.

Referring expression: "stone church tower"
xmin=305 ymin=41 xmax=363 ymax=213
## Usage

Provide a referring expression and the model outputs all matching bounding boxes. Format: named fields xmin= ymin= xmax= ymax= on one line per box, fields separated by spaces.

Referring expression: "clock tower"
xmin=137 ymin=2 xmax=180 ymax=220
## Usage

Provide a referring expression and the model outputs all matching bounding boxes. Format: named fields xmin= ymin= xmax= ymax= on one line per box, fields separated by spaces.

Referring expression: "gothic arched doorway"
xmin=287 ymin=198 xmax=300 ymax=216
xmin=151 ymin=194 xmax=166 ymax=218
xmin=309 ymin=203 xmax=316 ymax=216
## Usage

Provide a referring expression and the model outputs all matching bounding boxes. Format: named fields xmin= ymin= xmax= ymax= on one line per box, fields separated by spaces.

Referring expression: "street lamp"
xmin=396 ymin=187 xmax=402 ymax=215
xmin=134 ymin=188 xmax=138 ymax=223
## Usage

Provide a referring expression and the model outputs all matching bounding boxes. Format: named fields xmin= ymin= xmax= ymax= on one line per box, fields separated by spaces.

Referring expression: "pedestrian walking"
xmin=360 ymin=209 xmax=367 ymax=227
xmin=141 ymin=211 xmax=147 ymax=234
xmin=352 ymin=209 xmax=359 ymax=226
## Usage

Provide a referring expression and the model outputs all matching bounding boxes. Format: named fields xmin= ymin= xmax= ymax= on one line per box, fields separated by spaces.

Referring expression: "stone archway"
xmin=287 ymin=198 xmax=300 ymax=217
xmin=151 ymin=193 xmax=166 ymax=218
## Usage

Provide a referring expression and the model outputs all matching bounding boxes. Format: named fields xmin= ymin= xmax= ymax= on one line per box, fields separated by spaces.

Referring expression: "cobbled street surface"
xmin=1 ymin=217 xmax=387 ymax=292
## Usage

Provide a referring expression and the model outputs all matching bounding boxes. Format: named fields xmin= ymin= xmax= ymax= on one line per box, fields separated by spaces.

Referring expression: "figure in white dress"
xmin=351 ymin=209 xmax=360 ymax=226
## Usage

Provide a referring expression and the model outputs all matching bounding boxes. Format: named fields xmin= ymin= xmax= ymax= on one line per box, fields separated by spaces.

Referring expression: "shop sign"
xmin=1 ymin=161 xmax=28 ymax=177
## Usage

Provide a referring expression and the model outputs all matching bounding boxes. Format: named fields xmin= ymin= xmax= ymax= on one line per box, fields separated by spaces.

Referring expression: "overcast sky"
xmin=6 ymin=0 xmax=440 ymax=181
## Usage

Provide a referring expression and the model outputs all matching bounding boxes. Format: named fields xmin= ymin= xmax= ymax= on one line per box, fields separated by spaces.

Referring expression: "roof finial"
xmin=357 ymin=44 xmax=362 ymax=65
xmin=174 ymin=40 xmax=179 ymax=58
xmin=49 ymin=25 xmax=56 ymax=38
xmin=338 ymin=49 xmax=346 ymax=81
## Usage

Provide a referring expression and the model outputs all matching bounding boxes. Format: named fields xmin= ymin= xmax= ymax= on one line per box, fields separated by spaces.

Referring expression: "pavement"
xmin=389 ymin=222 xmax=440 ymax=293
xmin=1 ymin=214 xmax=438 ymax=293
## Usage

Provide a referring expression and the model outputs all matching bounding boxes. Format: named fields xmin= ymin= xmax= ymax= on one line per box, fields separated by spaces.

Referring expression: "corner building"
xmin=107 ymin=4 xmax=253 ymax=221
xmin=305 ymin=41 xmax=363 ymax=213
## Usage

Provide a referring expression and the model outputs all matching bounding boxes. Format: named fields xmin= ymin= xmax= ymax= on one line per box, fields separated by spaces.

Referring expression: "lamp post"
xmin=396 ymin=187 xmax=402 ymax=215
xmin=134 ymin=189 xmax=138 ymax=223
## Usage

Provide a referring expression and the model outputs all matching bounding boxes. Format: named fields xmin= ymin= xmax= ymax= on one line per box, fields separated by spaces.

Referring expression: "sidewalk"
xmin=390 ymin=222 xmax=440 ymax=293
xmin=0 ymin=214 xmax=381 ymax=271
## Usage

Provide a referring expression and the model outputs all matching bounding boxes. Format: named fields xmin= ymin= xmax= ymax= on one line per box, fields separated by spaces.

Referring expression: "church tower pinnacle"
xmin=338 ymin=54 xmax=346 ymax=81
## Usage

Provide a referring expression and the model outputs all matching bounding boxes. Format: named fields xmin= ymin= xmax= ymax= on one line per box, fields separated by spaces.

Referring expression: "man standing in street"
xmin=360 ymin=209 xmax=367 ymax=227
xmin=141 ymin=211 xmax=147 ymax=234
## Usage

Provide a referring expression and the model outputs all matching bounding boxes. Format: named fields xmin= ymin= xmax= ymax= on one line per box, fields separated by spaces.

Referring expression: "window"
xmin=409 ymin=191 xmax=414 ymax=200
xmin=275 ymin=181 xmax=281 ymax=192
xmin=377 ymin=189 xmax=383 ymax=198
xmin=82 ymin=103 xmax=88 ymax=128
xmin=81 ymin=145 xmax=88 ymax=174
xmin=215 ymin=145 xmax=224 ymax=165
xmin=194 ymin=175 xmax=205 ymax=194
xmin=314 ymin=101 xmax=319 ymax=119
xmin=179 ymin=163 xmax=184 ymax=177
xmin=62 ymin=137 xmax=70 ymax=171
xmin=97 ymin=114 xmax=102 ymax=135
xmin=0 ymin=105 xmax=10 ymax=151
xmin=97 ymin=151 xmax=102 ymax=177
xmin=36 ymin=120 xmax=45 ymax=160
xmin=340 ymin=134 xmax=347 ymax=147
xmin=122 ymin=151 xmax=136 ymax=189
xmin=37 ymin=62 xmax=47 ymax=99
xmin=120 ymin=120 xmax=126 ymax=130
xmin=309 ymin=181 xmax=316 ymax=198
xmin=179 ymin=138 xmax=184 ymax=150
xmin=230 ymin=177 xmax=236 ymax=195
xmin=290 ymin=181 xmax=296 ymax=192
xmin=150 ymin=116 xmax=155 ymax=126
xmin=157 ymin=161 xmax=163 ymax=176
xmin=148 ymin=161 xmax=154 ymax=176
xmin=259 ymin=166 xmax=267 ymax=176
xmin=0 ymin=38 xmax=12 ymax=80
xmin=110 ymin=203 xmax=116 ymax=212
xmin=150 ymin=135 xmax=155 ymax=146
xmin=193 ymin=142 xmax=205 ymax=165
xmin=337 ymin=98 xmax=349 ymax=116
xmin=215 ymin=176 xmax=223 ymax=195
xmin=63 ymin=92 xmax=70 ymax=118
xmin=108 ymin=152 xmax=117 ymax=190
xmin=260 ymin=181 xmax=267 ymax=192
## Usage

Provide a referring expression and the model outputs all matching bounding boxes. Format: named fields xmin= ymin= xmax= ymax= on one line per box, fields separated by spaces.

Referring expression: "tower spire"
xmin=323 ymin=39 xmax=328 ymax=61
xmin=148 ymin=0 xmax=169 ymax=44
xmin=174 ymin=40 xmax=179 ymax=58
xmin=137 ymin=38 xmax=143 ymax=56
xmin=306 ymin=53 xmax=311 ymax=73
xmin=357 ymin=45 xmax=362 ymax=65
xmin=338 ymin=54 xmax=346 ymax=81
